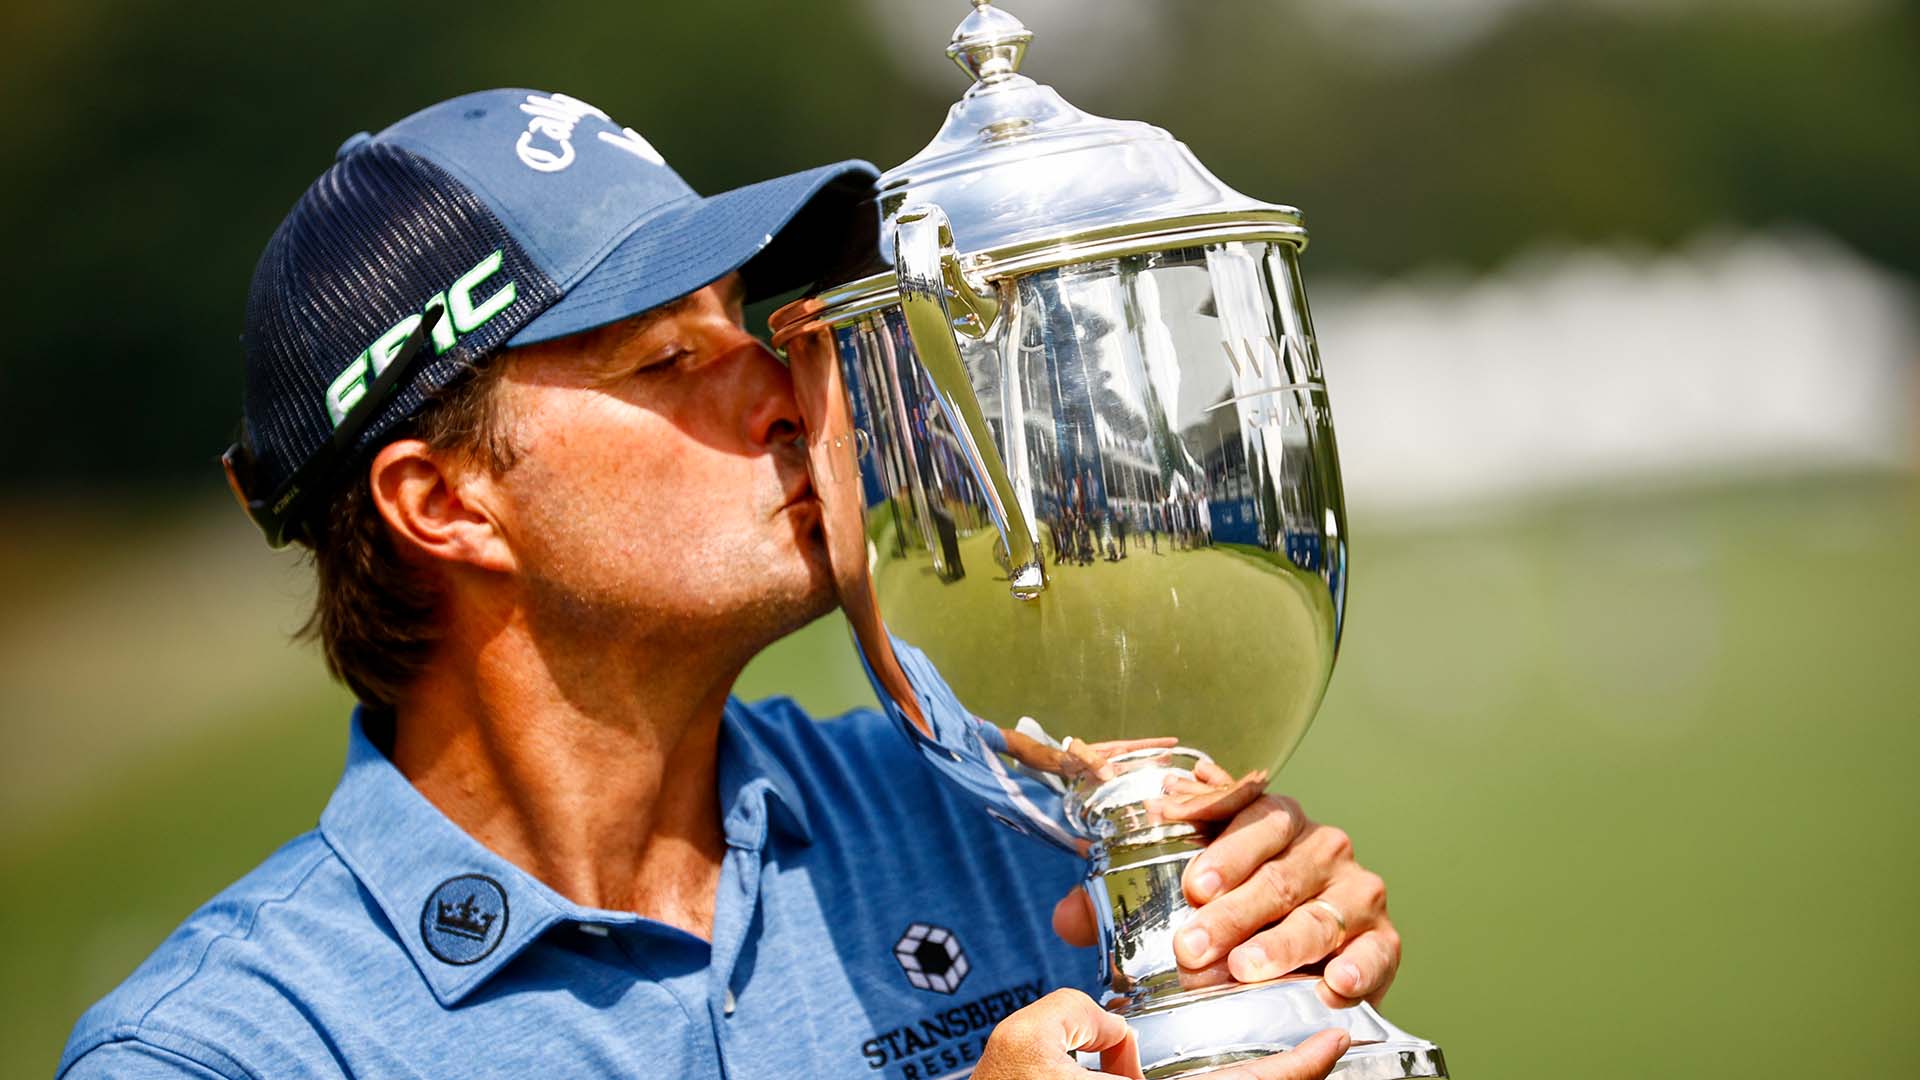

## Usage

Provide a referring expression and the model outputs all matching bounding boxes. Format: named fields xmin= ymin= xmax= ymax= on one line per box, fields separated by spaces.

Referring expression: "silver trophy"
xmin=773 ymin=4 xmax=1446 ymax=1077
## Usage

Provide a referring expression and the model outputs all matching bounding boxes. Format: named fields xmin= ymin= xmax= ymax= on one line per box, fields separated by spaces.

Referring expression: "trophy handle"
xmin=893 ymin=203 xmax=1048 ymax=600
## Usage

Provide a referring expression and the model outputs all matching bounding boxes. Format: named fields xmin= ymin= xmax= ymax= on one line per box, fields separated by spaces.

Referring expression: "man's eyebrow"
xmin=582 ymin=277 xmax=744 ymax=364
xmin=589 ymin=293 xmax=700 ymax=355
xmin=635 ymin=292 xmax=702 ymax=328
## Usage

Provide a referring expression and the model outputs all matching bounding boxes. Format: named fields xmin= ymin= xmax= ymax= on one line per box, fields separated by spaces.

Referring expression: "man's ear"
xmin=367 ymin=439 xmax=515 ymax=575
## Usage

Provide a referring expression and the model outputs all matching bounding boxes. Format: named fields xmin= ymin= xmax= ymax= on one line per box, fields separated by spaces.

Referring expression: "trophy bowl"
xmin=773 ymin=5 xmax=1443 ymax=1077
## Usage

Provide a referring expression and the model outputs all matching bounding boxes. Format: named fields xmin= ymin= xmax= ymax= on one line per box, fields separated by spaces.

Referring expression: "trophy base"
xmin=1117 ymin=976 xmax=1447 ymax=1079
xmin=1066 ymin=747 xmax=1447 ymax=1078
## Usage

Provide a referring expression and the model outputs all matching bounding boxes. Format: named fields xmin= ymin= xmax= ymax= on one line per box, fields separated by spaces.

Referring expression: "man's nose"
xmin=732 ymin=337 xmax=806 ymax=451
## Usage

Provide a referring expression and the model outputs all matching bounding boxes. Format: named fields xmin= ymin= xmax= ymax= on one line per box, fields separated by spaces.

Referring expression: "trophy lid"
xmin=877 ymin=1 xmax=1302 ymax=272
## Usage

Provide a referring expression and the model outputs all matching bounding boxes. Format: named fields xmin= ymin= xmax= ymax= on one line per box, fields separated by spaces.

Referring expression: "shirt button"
xmin=723 ymin=989 xmax=737 ymax=1016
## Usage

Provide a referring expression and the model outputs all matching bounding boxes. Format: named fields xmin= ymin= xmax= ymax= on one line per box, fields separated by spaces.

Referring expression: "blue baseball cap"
xmin=226 ymin=88 xmax=879 ymax=547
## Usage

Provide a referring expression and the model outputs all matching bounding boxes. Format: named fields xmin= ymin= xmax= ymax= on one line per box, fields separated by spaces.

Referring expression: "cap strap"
xmin=226 ymin=302 xmax=448 ymax=547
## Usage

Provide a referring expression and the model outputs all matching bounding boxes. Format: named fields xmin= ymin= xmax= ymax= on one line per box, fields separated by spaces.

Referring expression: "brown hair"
xmin=297 ymin=362 xmax=518 ymax=707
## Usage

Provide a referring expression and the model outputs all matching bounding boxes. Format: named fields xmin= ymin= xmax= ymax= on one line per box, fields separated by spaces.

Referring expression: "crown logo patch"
xmin=435 ymin=894 xmax=497 ymax=941
xmin=420 ymin=874 xmax=509 ymax=965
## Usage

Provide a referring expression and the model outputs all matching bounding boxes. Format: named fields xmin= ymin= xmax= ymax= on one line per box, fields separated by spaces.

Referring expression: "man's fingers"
xmin=1052 ymin=889 xmax=1098 ymax=948
xmin=1074 ymin=737 xmax=1179 ymax=783
xmin=1174 ymin=834 xmax=1340 ymax=969
xmin=1208 ymin=1030 xmax=1352 ymax=1080
xmin=1159 ymin=769 xmax=1269 ymax=823
xmin=1227 ymin=902 xmax=1343 ymax=983
xmin=1192 ymin=758 xmax=1235 ymax=786
xmin=1226 ymin=867 xmax=1378 ymax=982
xmin=1165 ymin=954 xmax=1236 ymax=993
xmin=1180 ymin=794 xmax=1306 ymax=906
xmin=979 ymin=989 xmax=1133 ymax=1079
xmin=1085 ymin=737 xmax=1181 ymax=754
xmin=1097 ymin=1027 xmax=1144 ymax=1079
xmin=1026 ymin=988 xmax=1131 ymax=1055
xmin=1063 ymin=740 xmax=1112 ymax=780
xmin=1317 ymin=927 xmax=1402 ymax=1009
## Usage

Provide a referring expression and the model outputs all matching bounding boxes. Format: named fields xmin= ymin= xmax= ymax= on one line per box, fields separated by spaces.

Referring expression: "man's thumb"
xmin=980 ymin=989 xmax=1135 ymax=1077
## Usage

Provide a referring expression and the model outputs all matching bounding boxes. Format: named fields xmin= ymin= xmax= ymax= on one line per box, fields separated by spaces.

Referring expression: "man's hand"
xmin=1053 ymin=765 xmax=1400 ymax=1009
xmin=974 ymin=988 xmax=1350 ymax=1080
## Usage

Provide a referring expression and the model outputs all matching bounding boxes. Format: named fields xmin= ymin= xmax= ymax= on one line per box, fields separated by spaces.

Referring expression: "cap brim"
xmin=507 ymin=159 xmax=878 ymax=347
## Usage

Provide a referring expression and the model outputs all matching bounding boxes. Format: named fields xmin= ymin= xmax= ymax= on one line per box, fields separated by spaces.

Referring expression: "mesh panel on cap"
xmin=240 ymin=142 xmax=562 ymax=517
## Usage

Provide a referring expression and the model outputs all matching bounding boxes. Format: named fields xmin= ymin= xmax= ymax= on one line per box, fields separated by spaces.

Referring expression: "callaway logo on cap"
xmin=225 ymin=88 xmax=877 ymax=546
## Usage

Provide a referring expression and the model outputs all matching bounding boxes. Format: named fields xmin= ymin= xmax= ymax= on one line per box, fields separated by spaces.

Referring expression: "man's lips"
xmin=776 ymin=477 xmax=819 ymax=514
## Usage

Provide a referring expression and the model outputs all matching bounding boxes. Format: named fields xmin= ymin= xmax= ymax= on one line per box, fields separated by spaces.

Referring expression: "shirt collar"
xmin=718 ymin=697 xmax=812 ymax=847
xmin=320 ymin=702 xmax=810 ymax=1007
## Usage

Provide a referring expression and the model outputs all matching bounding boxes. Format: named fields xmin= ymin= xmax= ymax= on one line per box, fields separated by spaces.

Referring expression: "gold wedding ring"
xmin=1308 ymin=898 xmax=1348 ymax=936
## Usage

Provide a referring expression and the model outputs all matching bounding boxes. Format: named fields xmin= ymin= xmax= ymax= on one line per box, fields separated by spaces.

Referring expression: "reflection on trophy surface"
xmin=886 ymin=245 xmax=1343 ymax=779
xmin=775 ymin=3 xmax=1445 ymax=1076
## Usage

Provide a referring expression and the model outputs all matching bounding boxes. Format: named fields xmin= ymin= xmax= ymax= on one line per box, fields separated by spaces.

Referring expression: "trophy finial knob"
xmin=947 ymin=1 xmax=1032 ymax=86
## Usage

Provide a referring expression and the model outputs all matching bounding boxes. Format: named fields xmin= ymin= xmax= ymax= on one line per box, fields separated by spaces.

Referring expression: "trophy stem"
xmin=1070 ymin=749 xmax=1447 ymax=1080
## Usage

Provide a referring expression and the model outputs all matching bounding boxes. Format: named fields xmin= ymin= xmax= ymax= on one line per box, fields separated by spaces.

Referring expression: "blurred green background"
xmin=3 ymin=0 xmax=1916 ymax=1077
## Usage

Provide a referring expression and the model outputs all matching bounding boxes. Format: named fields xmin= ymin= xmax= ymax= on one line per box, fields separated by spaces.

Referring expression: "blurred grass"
xmin=4 ymin=473 xmax=1916 ymax=1077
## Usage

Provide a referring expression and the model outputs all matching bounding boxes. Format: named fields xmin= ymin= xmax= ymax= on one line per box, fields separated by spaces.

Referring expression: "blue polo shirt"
xmin=58 ymin=699 xmax=1096 ymax=1080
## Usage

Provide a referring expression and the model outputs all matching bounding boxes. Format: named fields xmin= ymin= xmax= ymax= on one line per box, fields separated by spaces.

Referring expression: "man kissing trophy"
xmin=774 ymin=4 xmax=1448 ymax=1077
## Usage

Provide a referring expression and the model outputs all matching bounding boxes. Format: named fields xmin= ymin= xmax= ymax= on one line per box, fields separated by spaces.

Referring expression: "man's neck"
xmin=390 ymin=609 xmax=742 ymax=941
